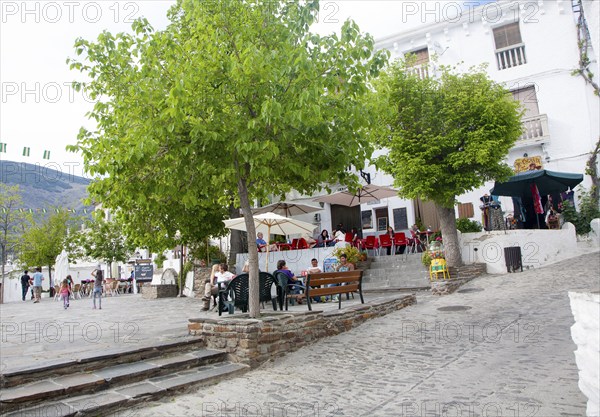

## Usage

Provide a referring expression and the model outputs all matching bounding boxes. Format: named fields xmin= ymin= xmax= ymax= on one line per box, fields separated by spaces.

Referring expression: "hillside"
xmin=0 ymin=160 xmax=93 ymax=214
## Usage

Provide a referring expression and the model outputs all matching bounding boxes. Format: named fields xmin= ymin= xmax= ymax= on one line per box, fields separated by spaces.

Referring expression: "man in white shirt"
xmin=202 ymin=264 xmax=235 ymax=311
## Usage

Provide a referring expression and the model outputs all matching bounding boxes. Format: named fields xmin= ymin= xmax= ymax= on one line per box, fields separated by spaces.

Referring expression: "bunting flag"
xmin=5 ymin=207 xmax=94 ymax=215
xmin=43 ymin=150 xmax=51 ymax=159
xmin=22 ymin=147 xmax=30 ymax=157
xmin=530 ymin=183 xmax=544 ymax=214
xmin=0 ymin=143 xmax=6 ymax=152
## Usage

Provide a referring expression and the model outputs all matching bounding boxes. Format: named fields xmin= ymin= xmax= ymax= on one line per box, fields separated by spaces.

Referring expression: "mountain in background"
xmin=0 ymin=160 xmax=93 ymax=214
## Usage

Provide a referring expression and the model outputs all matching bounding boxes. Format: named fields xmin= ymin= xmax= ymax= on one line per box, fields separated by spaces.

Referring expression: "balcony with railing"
xmin=495 ymin=43 xmax=527 ymax=70
xmin=514 ymin=114 xmax=550 ymax=148
xmin=408 ymin=64 xmax=429 ymax=79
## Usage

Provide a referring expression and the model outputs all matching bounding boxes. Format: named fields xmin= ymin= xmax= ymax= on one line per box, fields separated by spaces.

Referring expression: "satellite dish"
xmin=433 ymin=41 xmax=448 ymax=56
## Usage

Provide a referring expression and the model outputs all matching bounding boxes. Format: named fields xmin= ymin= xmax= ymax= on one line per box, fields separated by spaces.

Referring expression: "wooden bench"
xmin=305 ymin=270 xmax=364 ymax=311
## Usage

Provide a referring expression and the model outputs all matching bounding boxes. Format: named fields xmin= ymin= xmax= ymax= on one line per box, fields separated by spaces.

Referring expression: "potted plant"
xmin=331 ymin=246 xmax=361 ymax=267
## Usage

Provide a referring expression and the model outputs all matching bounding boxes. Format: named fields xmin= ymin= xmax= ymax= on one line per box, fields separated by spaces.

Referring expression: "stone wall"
xmin=430 ymin=263 xmax=486 ymax=295
xmin=141 ymin=284 xmax=178 ymax=299
xmin=188 ymin=294 xmax=416 ymax=367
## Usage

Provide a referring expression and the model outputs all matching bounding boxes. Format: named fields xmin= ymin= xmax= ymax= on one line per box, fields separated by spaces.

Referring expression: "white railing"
xmin=518 ymin=114 xmax=550 ymax=144
xmin=496 ymin=43 xmax=527 ymax=70
xmin=408 ymin=64 xmax=429 ymax=79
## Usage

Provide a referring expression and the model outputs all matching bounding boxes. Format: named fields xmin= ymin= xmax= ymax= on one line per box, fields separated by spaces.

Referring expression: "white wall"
xmin=236 ymin=246 xmax=342 ymax=275
xmin=458 ymin=223 xmax=578 ymax=274
xmin=569 ymin=290 xmax=600 ymax=417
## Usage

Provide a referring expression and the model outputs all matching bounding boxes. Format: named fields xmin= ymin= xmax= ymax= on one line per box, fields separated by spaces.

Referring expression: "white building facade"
xmin=349 ymin=0 xmax=599 ymax=235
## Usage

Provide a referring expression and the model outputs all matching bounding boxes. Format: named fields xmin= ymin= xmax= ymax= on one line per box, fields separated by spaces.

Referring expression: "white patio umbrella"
xmin=313 ymin=184 xmax=398 ymax=207
xmin=54 ymin=250 xmax=70 ymax=288
xmin=223 ymin=212 xmax=317 ymax=271
xmin=251 ymin=201 xmax=321 ymax=217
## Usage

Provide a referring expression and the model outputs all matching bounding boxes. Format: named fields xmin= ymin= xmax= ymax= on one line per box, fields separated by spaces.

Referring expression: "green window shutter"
xmin=23 ymin=147 xmax=30 ymax=157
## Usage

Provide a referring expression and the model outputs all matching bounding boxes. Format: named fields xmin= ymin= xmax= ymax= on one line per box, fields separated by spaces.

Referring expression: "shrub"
xmin=561 ymin=188 xmax=600 ymax=235
xmin=456 ymin=218 xmax=483 ymax=233
xmin=188 ymin=242 xmax=226 ymax=265
xmin=421 ymin=251 xmax=432 ymax=268
xmin=154 ymin=252 xmax=167 ymax=268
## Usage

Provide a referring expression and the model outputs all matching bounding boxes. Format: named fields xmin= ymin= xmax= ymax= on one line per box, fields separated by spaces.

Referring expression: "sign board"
xmin=134 ymin=264 xmax=154 ymax=280
xmin=393 ymin=207 xmax=408 ymax=231
xmin=323 ymin=258 xmax=339 ymax=273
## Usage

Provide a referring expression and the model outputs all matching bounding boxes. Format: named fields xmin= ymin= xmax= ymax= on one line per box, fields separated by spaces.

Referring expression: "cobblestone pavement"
xmin=136 ymin=252 xmax=600 ymax=417
xmin=0 ymin=282 xmax=378 ymax=372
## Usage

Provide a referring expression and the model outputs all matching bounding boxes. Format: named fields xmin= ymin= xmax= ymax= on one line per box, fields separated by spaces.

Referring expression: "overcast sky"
xmin=0 ymin=1 xmax=495 ymax=176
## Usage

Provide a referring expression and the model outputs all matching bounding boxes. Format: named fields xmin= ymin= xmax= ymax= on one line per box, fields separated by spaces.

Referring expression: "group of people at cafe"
xmin=199 ymin=253 xmax=356 ymax=310
xmin=255 ymin=224 xmax=361 ymax=252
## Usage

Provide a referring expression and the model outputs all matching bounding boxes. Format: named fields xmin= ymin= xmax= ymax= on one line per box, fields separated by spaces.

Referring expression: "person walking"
xmin=31 ymin=267 xmax=44 ymax=303
xmin=59 ymin=279 xmax=70 ymax=309
xmin=92 ymin=266 xmax=103 ymax=310
xmin=20 ymin=270 xmax=31 ymax=301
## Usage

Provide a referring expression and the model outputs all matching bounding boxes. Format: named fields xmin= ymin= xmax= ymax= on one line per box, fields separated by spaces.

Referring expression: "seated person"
xmin=350 ymin=227 xmax=360 ymax=246
xmin=307 ymin=258 xmax=322 ymax=274
xmin=335 ymin=253 xmax=355 ymax=272
xmin=201 ymin=263 xmax=235 ymax=311
xmin=333 ymin=224 xmax=345 ymax=242
xmin=327 ymin=253 xmax=355 ymax=301
xmin=545 ymin=208 xmax=559 ymax=229
xmin=256 ymin=232 xmax=277 ymax=252
xmin=316 ymin=229 xmax=334 ymax=247
xmin=275 ymin=259 xmax=303 ymax=297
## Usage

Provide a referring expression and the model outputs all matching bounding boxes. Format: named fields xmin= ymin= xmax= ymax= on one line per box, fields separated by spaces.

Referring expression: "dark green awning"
xmin=490 ymin=170 xmax=584 ymax=197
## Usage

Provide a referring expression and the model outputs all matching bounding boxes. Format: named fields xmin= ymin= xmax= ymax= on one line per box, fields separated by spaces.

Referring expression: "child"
xmin=59 ymin=279 xmax=70 ymax=309
xmin=92 ymin=266 xmax=103 ymax=310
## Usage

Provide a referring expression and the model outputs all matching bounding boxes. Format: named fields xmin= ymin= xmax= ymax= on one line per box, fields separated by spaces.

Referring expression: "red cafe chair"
xmin=363 ymin=235 xmax=377 ymax=256
xmin=297 ymin=238 xmax=309 ymax=250
xmin=393 ymin=232 xmax=408 ymax=255
xmin=378 ymin=234 xmax=393 ymax=256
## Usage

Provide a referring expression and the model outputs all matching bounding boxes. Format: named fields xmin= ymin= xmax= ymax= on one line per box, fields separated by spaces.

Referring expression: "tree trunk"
xmin=48 ymin=264 xmax=53 ymax=294
xmin=237 ymin=176 xmax=260 ymax=318
xmin=227 ymin=203 xmax=244 ymax=267
xmin=1 ymin=244 xmax=5 ymax=304
xmin=435 ymin=204 xmax=463 ymax=267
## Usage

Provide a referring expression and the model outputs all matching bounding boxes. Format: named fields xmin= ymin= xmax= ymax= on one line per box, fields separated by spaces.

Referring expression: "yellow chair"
xmin=429 ymin=258 xmax=450 ymax=280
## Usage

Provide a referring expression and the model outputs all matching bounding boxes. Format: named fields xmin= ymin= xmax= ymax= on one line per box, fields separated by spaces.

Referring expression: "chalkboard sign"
xmin=135 ymin=264 xmax=154 ymax=281
xmin=361 ymin=210 xmax=372 ymax=229
xmin=393 ymin=208 xmax=408 ymax=231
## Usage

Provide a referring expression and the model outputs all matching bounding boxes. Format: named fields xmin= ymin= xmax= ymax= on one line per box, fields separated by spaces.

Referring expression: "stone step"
xmin=0 ymin=348 xmax=228 ymax=413
xmin=1 ymin=338 xmax=206 ymax=389
xmin=4 ymin=361 xmax=248 ymax=417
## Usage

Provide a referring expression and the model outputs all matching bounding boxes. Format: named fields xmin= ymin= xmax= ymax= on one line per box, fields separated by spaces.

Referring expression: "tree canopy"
xmin=73 ymin=212 xmax=137 ymax=276
xmin=373 ymin=62 xmax=523 ymax=265
xmin=0 ymin=184 xmax=29 ymax=303
xmin=68 ymin=0 xmax=387 ymax=316
xmin=19 ymin=210 xmax=77 ymax=283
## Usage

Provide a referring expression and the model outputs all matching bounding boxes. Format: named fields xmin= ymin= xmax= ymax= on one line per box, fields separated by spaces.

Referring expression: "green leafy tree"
xmin=372 ymin=62 xmax=523 ymax=266
xmin=19 ymin=210 xmax=77 ymax=287
xmin=74 ymin=212 xmax=137 ymax=277
xmin=67 ymin=0 xmax=387 ymax=316
xmin=561 ymin=188 xmax=600 ymax=234
xmin=0 ymin=184 xmax=29 ymax=303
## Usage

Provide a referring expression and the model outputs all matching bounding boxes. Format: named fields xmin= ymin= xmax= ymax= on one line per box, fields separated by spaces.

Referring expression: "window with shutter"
xmin=493 ymin=23 xmax=522 ymax=49
xmin=493 ymin=22 xmax=526 ymax=70
xmin=457 ymin=203 xmax=474 ymax=219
